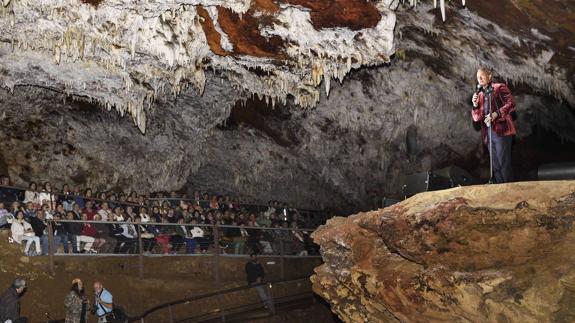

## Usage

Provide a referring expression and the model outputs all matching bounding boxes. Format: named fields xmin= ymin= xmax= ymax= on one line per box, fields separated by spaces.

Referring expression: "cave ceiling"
xmin=0 ymin=0 xmax=573 ymax=212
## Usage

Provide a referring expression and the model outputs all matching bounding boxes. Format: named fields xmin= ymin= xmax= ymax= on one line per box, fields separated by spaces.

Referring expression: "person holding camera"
xmin=65 ymin=278 xmax=89 ymax=323
xmin=471 ymin=67 xmax=517 ymax=183
xmin=92 ymin=281 xmax=113 ymax=322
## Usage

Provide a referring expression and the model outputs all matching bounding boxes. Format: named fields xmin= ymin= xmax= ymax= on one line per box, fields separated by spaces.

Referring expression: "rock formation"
xmin=311 ymin=181 xmax=575 ymax=322
xmin=0 ymin=1 xmax=574 ymax=211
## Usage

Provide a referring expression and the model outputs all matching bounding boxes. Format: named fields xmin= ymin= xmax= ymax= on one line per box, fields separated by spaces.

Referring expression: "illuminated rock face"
xmin=311 ymin=181 xmax=575 ymax=322
xmin=0 ymin=1 xmax=573 ymax=210
xmin=0 ymin=0 xmax=397 ymax=132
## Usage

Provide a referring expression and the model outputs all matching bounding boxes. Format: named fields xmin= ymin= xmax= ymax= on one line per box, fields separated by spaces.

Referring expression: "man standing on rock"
xmin=0 ymin=278 xmax=28 ymax=323
xmin=471 ymin=67 xmax=517 ymax=183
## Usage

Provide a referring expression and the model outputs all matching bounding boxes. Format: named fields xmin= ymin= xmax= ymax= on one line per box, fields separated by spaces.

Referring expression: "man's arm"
xmin=495 ymin=84 xmax=515 ymax=118
xmin=471 ymin=94 xmax=483 ymax=122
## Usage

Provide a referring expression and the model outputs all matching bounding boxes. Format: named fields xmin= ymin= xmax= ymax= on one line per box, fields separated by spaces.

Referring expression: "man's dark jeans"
xmin=490 ymin=133 xmax=513 ymax=183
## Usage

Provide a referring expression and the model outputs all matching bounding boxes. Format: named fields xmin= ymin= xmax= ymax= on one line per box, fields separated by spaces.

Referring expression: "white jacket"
xmin=23 ymin=191 xmax=41 ymax=204
xmin=11 ymin=220 xmax=34 ymax=244
xmin=190 ymin=227 xmax=204 ymax=238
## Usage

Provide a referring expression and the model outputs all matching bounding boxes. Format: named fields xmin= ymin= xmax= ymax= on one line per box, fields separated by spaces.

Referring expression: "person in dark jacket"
xmin=245 ymin=253 xmax=273 ymax=311
xmin=0 ymin=278 xmax=27 ymax=323
xmin=29 ymin=210 xmax=49 ymax=255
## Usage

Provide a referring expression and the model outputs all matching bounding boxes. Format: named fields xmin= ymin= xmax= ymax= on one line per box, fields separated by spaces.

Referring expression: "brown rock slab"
xmin=311 ymin=181 xmax=575 ymax=322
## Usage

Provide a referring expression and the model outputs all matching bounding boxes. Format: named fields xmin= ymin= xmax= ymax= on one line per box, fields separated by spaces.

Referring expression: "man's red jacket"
xmin=471 ymin=83 xmax=517 ymax=144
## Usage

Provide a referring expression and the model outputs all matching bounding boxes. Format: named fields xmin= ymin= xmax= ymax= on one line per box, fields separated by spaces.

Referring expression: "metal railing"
xmin=43 ymin=219 xmax=320 ymax=283
xmin=127 ymin=276 xmax=313 ymax=323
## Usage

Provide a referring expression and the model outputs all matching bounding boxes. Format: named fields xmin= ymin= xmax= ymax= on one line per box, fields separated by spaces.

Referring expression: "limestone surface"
xmin=311 ymin=181 xmax=575 ymax=322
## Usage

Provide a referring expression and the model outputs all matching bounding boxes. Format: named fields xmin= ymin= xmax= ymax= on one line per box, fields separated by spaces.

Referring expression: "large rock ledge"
xmin=311 ymin=181 xmax=575 ymax=322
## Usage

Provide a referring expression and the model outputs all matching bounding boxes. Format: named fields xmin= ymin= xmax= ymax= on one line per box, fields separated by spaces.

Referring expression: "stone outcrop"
xmin=311 ymin=181 xmax=575 ymax=322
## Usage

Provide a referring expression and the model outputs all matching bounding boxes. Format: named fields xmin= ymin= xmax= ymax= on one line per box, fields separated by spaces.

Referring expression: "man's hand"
xmin=484 ymin=112 xmax=498 ymax=127
xmin=472 ymin=93 xmax=479 ymax=107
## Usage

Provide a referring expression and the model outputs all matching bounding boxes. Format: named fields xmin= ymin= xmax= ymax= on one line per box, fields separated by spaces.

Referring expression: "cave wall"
xmin=0 ymin=1 xmax=573 ymax=212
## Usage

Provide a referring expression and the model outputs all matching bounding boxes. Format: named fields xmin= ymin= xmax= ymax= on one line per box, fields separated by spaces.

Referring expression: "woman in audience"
xmin=23 ymin=182 xmax=40 ymax=208
xmin=11 ymin=210 xmax=41 ymax=256
xmin=140 ymin=216 xmax=159 ymax=254
xmin=156 ymin=217 xmax=173 ymax=254
xmin=39 ymin=182 xmax=56 ymax=210
xmin=114 ymin=216 xmax=137 ymax=254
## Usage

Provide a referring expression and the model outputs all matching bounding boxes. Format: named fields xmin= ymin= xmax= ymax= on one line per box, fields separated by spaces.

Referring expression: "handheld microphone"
xmin=475 ymin=84 xmax=483 ymax=94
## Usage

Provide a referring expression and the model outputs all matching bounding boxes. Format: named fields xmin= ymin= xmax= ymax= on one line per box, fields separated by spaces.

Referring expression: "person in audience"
xmin=245 ymin=253 xmax=273 ymax=311
xmin=112 ymin=206 xmax=124 ymax=222
xmin=82 ymin=201 xmax=96 ymax=220
xmin=95 ymin=214 xmax=116 ymax=254
xmin=113 ymin=216 xmax=136 ymax=254
xmin=63 ymin=212 xmax=81 ymax=254
xmin=75 ymin=213 xmax=97 ymax=253
xmin=81 ymin=213 xmax=105 ymax=253
xmin=53 ymin=213 xmax=72 ymax=254
xmin=0 ymin=277 xmax=28 ymax=323
xmin=0 ymin=176 xmax=20 ymax=204
xmin=29 ymin=210 xmax=49 ymax=255
xmin=156 ymin=217 xmax=173 ymax=254
xmin=23 ymin=182 xmax=40 ymax=208
xmin=93 ymin=281 xmax=113 ymax=322
xmin=0 ymin=201 xmax=13 ymax=229
xmin=39 ymin=182 xmax=55 ymax=210
xmin=64 ymin=278 xmax=88 ymax=323
xmin=189 ymin=219 xmax=209 ymax=254
xmin=23 ymin=202 xmax=35 ymax=219
xmin=138 ymin=216 xmax=159 ymax=254
xmin=11 ymin=210 xmax=41 ymax=256
xmin=74 ymin=186 xmax=85 ymax=209
xmin=97 ymin=202 xmax=112 ymax=221
xmin=291 ymin=222 xmax=306 ymax=256
xmin=169 ymin=218 xmax=187 ymax=254
xmin=61 ymin=184 xmax=75 ymax=212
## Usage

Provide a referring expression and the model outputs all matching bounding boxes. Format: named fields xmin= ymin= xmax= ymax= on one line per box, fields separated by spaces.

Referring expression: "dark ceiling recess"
xmin=220 ymin=97 xmax=300 ymax=148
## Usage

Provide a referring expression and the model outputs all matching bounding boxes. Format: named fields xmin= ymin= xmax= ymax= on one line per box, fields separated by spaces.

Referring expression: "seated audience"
xmin=11 ymin=210 xmax=41 ymax=256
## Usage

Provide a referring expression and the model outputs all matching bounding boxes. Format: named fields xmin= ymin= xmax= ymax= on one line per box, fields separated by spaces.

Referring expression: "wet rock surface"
xmin=311 ymin=181 xmax=575 ymax=322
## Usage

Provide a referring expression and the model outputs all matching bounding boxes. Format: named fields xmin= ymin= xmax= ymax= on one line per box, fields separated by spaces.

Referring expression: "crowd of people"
xmin=0 ymin=176 xmax=320 ymax=257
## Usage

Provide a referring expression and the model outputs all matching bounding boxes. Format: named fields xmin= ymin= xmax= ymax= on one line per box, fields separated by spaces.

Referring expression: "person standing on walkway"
xmin=245 ymin=253 xmax=274 ymax=312
xmin=93 ymin=281 xmax=113 ymax=322
xmin=65 ymin=278 xmax=89 ymax=323
xmin=0 ymin=278 xmax=28 ymax=323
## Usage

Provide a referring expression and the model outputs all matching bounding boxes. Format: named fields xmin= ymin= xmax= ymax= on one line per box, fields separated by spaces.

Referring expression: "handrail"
xmin=54 ymin=219 xmax=317 ymax=232
xmin=128 ymin=276 xmax=311 ymax=321
xmin=176 ymin=291 xmax=314 ymax=323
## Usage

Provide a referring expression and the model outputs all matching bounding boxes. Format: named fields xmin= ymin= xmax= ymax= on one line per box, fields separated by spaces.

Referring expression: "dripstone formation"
xmin=0 ymin=1 xmax=574 ymax=211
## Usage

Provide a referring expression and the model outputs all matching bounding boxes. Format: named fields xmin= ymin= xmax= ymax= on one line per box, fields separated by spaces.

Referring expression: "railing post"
xmin=138 ymin=224 xmax=144 ymax=279
xmin=279 ymin=239 xmax=285 ymax=280
xmin=47 ymin=220 xmax=54 ymax=275
xmin=213 ymin=223 xmax=220 ymax=286
xmin=168 ymin=304 xmax=174 ymax=323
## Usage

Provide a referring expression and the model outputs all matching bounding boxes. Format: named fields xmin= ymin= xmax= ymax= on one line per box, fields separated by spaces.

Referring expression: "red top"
xmin=471 ymin=83 xmax=517 ymax=144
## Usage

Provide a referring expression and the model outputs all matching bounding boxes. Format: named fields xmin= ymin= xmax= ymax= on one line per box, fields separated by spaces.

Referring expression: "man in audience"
xmin=29 ymin=210 xmax=49 ymax=255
